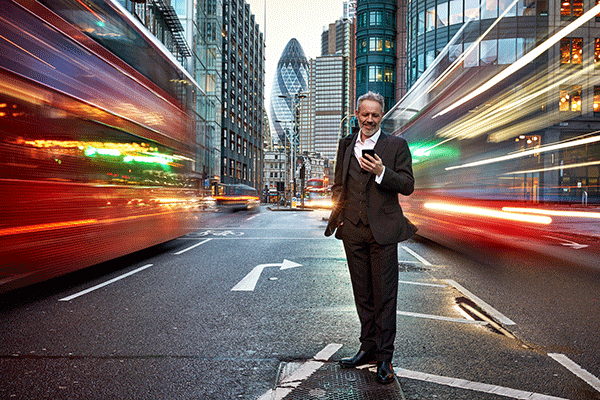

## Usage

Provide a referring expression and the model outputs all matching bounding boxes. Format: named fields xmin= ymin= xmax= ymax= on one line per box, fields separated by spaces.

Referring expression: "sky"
xmin=244 ymin=0 xmax=348 ymax=111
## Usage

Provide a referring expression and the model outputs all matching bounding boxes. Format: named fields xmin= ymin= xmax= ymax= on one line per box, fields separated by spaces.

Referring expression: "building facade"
xmin=221 ymin=0 xmax=265 ymax=190
xmin=270 ymin=39 xmax=310 ymax=148
xmin=400 ymin=0 xmax=600 ymax=204
xmin=355 ymin=0 xmax=397 ymax=112
xmin=313 ymin=55 xmax=347 ymax=161
xmin=121 ymin=0 xmax=222 ymax=192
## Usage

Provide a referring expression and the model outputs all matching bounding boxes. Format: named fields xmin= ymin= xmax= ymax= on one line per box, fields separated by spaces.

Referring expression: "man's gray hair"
xmin=356 ymin=91 xmax=385 ymax=112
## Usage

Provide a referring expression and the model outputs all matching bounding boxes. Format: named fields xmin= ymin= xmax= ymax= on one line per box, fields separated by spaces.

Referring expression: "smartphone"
xmin=362 ymin=149 xmax=375 ymax=158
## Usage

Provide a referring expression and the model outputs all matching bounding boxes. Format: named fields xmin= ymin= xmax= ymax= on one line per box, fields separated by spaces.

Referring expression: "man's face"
xmin=355 ymin=99 xmax=383 ymax=138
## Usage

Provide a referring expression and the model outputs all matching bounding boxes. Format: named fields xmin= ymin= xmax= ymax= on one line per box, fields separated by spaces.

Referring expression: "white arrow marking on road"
xmin=543 ymin=235 xmax=589 ymax=249
xmin=231 ymin=259 xmax=302 ymax=291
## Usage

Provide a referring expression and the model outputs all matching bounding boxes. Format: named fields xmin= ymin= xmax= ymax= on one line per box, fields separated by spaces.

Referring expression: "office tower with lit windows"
xmin=355 ymin=0 xmax=397 ymax=112
xmin=221 ymin=0 xmax=265 ymax=189
xmin=400 ymin=0 xmax=600 ymax=203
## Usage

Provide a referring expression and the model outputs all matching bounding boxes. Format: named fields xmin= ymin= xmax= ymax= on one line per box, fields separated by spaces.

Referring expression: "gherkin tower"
xmin=270 ymin=39 xmax=309 ymax=148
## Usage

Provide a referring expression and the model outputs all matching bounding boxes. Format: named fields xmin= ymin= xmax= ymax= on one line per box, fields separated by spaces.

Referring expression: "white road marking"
xmin=397 ymin=310 xmax=489 ymax=325
xmin=445 ymin=279 xmax=516 ymax=325
xmin=549 ymin=353 xmax=600 ymax=393
xmin=59 ymin=264 xmax=153 ymax=301
xmin=401 ymin=245 xmax=432 ymax=266
xmin=256 ymin=344 xmax=342 ymax=400
xmin=398 ymin=280 xmax=447 ymax=288
xmin=396 ymin=368 xmax=570 ymax=400
xmin=173 ymin=238 xmax=212 ymax=255
xmin=246 ymin=215 xmax=258 ymax=221
xmin=232 ymin=260 xmax=302 ymax=291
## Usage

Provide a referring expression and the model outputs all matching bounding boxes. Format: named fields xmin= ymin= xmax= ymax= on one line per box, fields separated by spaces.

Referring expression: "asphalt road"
xmin=1 ymin=206 xmax=599 ymax=400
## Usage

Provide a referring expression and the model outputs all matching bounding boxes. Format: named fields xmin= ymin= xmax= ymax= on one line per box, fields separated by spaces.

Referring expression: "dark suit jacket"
xmin=324 ymin=131 xmax=417 ymax=245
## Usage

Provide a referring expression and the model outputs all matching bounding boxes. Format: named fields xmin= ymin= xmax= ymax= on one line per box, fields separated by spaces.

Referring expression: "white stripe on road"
xmin=445 ymin=279 xmax=516 ymax=325
xmin=398 ymin=280 xmax=447 ymax=288
xmin=401 ymin=245 xmax=432 ymax=266
xmin=396 ymin=368 xmax=570 ymax=400
xmin=549 ymin=353 xmax=600 ymax=393
xmin=59 ymin=264 xmax=153 ymax=301
xmin=173 ymin=238 xmax=212 ymax=255
xmin=397 ymin=310 xmax=489 ymax=325
xmin=257 ymin=344 xmax=342 ymax=400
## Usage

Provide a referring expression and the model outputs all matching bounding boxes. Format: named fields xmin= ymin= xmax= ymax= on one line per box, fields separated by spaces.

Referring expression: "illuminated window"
xmin=369 ymin=37 xmax=384 ymax=51
xmin=384 ymin=66 xmax=395 ymax=82
xmin=561 ymin=0 xmax=583 ymax=18
xmin=594 ymin=86 xmax=600 ymax=114
xmin=595 ymin=38 xmax=600 ymax=69
xmin=559 ymin=85 xmax=582 ymax=112
xmin=560 ymin=38 xmax=583 ymax=65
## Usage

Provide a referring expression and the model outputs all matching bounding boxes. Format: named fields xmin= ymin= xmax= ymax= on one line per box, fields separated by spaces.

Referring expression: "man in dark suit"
xmin=325 ymin=91 xmax=416 ymax=384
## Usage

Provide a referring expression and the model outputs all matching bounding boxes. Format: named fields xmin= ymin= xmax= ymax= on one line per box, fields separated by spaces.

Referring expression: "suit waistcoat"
xmin=345 ymin=153 xmax=370 ymax=225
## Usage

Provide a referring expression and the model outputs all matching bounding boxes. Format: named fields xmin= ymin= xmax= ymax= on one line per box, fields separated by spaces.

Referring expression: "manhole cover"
xmin=284 ymin=363 xmax=404 ymax=400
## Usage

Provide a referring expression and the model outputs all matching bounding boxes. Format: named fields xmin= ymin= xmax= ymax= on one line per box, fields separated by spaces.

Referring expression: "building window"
xmin=437 ymin=2 xmax=449 ymax=27
xmin=464 ymin=43 xmax=479 ymax=67
xmin=230 ymin=159 xmax=235 ymax=177
xmin=560 ymin=38 xmax=583 ymax=66
xmin=498 ymin=38 xmax=516 ymax=64
xmin=465 ymin=0 xmax=480 ymax=20
xmin=369 ymin=65 xmax=383 ymax=82
xmin=357 ymin=11 xmax=368 ymax=27
xmin=357 ymin=66 xmax=367 ymax=83
xmin=560 ymin=85 xmax=582 ymax=112
xmin=358 ymin=39 xmax=368 ymax=53
xmin=481 ymin=0 xmax=498 ymax=19
xmin=384 ymin=39 xmax=395 ymax=52
xmin=370 ymin=11 xmax=383 ymax=25
xmin=426 ymin=7 xmax=436 ymax=31
xmin=450 ymin=0 xmax=464 ymax=24
xmin=595 ymin=39 xmax=600 ymax=69
xmin=384 ymin=66 xmax=395 ymax=82
xmin=369 ymin=37 xmax=384 ymax=52
xmin=480 ymin=40 xmax=498 ymax=65
xmin=594 ymin=86 xmax=600 ymax=114
xmin=561 ymin=0 xmax=583 ymax=18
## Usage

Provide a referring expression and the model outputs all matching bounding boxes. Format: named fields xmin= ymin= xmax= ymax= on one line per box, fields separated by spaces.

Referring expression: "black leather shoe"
xmin=376 ymin=361 xmax=395 ymax=384
xmin=339 ymin=350 xmax=377 ymax=368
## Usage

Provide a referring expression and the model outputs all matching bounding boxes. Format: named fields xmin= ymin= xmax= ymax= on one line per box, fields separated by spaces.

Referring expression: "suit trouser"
xmin=341 ymin=218 xmax=399 ymax=363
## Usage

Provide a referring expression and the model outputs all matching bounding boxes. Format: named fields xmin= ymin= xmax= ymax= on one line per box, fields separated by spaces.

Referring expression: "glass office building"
xmin=270 ymin=39 xmax=309 ymax=148
xmin=355 ymin=0 xmax=397 ymax=112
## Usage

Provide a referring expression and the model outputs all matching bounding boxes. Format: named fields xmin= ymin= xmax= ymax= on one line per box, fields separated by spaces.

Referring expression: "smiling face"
xmin=355 ymin=99 xmax=383 ymax=139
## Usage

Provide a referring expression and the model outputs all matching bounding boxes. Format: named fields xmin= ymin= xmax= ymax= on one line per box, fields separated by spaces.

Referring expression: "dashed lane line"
xmin=549 ymin=353 xmax=600 ymax=394
xmin=173 ymin=238 xmax=212 ymax=255
xmin=256 ymin=343 xmax=342 ymax=400
xmin=395 ymin=368 xmax=570 ymax=400
xmin=59 ymin=264 xmax=153 ymax=301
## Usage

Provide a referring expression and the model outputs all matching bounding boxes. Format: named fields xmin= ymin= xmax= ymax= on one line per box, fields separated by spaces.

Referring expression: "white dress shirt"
xmin=354 ymin=128 xmax=385 ymax=184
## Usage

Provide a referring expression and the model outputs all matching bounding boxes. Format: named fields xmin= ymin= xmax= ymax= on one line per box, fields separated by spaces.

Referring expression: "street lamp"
xmin=277 ymin=91 xmax=306 ymax=207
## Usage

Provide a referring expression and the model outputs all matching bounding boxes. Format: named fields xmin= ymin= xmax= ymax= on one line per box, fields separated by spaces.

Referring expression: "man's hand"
xmin=360 ymin=153 xmax=384 ymax=176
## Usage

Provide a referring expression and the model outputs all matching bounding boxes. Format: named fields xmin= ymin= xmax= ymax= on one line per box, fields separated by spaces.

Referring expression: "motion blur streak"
xmin=502 ymin=208 xmax=600 ymax=219
xmin=423 ymin=203 xmax=553 ymax=224
xmin=433 ymin=3 xmax=600 ymax=118
xmin=445 ymin=135 xmax=600 ymax=171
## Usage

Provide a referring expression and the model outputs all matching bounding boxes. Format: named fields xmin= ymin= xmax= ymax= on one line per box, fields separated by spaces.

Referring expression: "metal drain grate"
xmin=397 ymin=262 xmax=429 ymax=272
xmin=283 ymin=363 xmax=405 ymax=400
